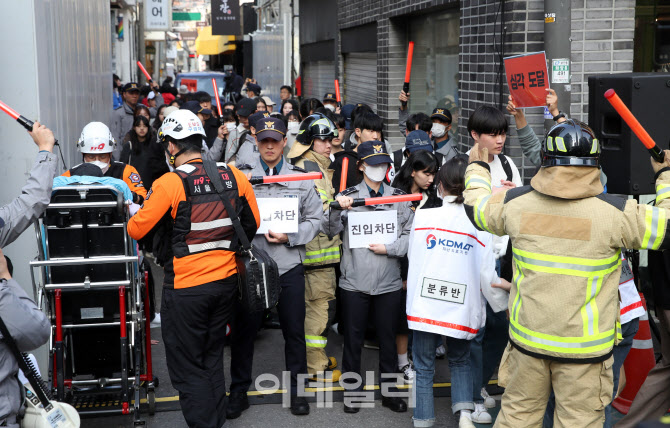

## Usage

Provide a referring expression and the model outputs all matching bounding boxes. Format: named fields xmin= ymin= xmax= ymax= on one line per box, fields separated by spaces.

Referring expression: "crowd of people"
xmin=0 ymin=71 xmax=668 ymax=428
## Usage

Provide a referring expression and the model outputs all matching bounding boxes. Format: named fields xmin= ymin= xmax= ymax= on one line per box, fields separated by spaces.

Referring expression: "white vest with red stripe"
xmin=406 ymin=199 xmax=497 ymax=340
xmin=619 ymin=253 xmax=645 ymax=324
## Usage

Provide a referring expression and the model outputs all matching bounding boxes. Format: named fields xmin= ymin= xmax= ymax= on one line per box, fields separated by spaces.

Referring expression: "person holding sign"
xmin=463 ymin=120 xmax=670 ymax=427
xmin=407 ymin=156 xmax=510 ymax=428
xmin=323 ymin=140 xmax=414 ymax=414
xmin=287 ymin=113 xmax=343 ymax=383
xmin=233 ymin=117 xmax=322 ymax=417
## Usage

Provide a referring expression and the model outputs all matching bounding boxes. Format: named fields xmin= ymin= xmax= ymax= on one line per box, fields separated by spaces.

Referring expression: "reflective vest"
xmin=172 ymin=162 xmax=240 ymax=257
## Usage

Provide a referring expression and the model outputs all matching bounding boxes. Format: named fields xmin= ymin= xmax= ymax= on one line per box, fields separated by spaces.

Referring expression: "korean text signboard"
xmin=145 ymin=0 xmax=170 ymax=31
xmin=347 ymin=210 xmax=398 ymax=249
xmin=212 ymin=0 xmax=241 ymax=36
xmin=256 ymin=198 xmax=299 ymax=234
xmin=503 ymin=52 xmax=550 ymax=108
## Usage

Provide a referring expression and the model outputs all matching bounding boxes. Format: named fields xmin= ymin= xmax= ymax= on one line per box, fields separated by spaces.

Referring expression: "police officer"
xmin=287 ymin=113 xmax=342 ymax=382
xmin=0 ymin=122 xmax=58 ymax=247
xmin=127 ymin=110 xmax=260 ymax=428
xmin=112 ymin=81 xmax=164 ymax=159
xmin=62 ymin=122 xmax=146 ymax=205
xmin=230 ymin=117 xmax=322 ymax=417
xmin=235 ymin=111 xmax=271 ymax=167
xmin=463 ymin=120 xmax=670 ymax=427
xmin=324 ymin=140 xmax=414 ymax=414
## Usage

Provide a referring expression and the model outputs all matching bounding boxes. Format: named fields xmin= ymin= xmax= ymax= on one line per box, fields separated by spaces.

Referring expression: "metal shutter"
xmin=302 ymin=61 xmax=335 ymax=100
xmin=344 ymin=52 xmax=377 ymax=111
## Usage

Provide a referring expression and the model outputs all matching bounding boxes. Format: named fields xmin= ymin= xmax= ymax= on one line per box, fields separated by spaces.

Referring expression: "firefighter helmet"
xmin=77 ymin=122 xmax=116 ymax=154
xmin=288 ymin=113 xmax=338 ymax=159
xmin=542 ymin=119 xmax=600 ymax=167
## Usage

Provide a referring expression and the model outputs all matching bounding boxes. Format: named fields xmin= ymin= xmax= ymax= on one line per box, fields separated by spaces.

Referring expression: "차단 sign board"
xmin=503 ymin=51 xmax=550 ymax=108
xmin=256 ymin=198 xmax=299 ymax=235
xmin=347 ymin=210 xmax=398 ymax=249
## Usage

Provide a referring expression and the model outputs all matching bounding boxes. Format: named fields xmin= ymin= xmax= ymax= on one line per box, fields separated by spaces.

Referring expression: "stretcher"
xmin=29 ymin=183 xmax=156 ymax=425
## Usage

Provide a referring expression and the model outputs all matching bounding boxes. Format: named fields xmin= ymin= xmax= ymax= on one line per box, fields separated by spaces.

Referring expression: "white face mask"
xmin=88 ymin=160 xmax=110 ymax=172
xmin=324 ymin=104 xmax=336 ymax=112
xmin=287 ymin=122 xmax=300 ymax=135
xmin=364 ymin=164 xmax=387 ymax=183
xmin=226 ymin=122 xmax=236 ymax=132
xmin=431 ymin=123 xmax=447 ymax=138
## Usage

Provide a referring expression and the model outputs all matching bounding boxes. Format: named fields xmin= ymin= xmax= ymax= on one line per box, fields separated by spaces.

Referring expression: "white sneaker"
xmin=435 ymin=344 xmax=446 ymax=359
xmin=459 ymin=412 xmax=476 ymax=428
xmin=470 ymin=403 xmax=493 ymax=423
xmin=400 ymin=363 xmax=415 ymax=383
xmin=150 ymin=313 xmax=161 ymax=328
xmin=481 ymin=387 xmax=496 ymax=409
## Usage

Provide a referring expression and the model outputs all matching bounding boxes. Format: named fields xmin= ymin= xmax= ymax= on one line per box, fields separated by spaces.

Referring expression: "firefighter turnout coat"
xmin=464 ymin=162 xmax=670 ymax=362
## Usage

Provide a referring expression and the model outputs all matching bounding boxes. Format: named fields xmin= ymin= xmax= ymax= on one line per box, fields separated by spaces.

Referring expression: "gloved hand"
xmin=469 ymin=143 xmax=489 ymax=164
xmin=651 ymin=149 xmax=670 ymax=174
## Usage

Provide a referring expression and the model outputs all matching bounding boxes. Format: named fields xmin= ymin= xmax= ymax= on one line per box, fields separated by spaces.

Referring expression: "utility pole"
xmin=544 ymin=0 xmax=571 ymax=131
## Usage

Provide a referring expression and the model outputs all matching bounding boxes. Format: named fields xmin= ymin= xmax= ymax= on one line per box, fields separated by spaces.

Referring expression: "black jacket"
xmin=330 ymin=150 xmax=363 ymax=192
xmin=120 ymin=134 xmax=169 ymax=190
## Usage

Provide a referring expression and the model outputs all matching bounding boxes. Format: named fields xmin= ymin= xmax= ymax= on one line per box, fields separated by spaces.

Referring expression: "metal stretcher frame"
xmin=29 ymin=184 xmax=156 ymax=425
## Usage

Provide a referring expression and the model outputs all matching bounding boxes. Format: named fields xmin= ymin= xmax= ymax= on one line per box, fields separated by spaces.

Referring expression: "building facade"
xmin=300 ymin=0 xmax=641 ymax=182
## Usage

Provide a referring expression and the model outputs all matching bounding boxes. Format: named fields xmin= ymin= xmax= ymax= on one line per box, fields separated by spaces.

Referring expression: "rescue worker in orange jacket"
xmin=62 ymin=122 xmax=147 ymax=204
xmin=463 ymin=118 xmax=670 ymax=428
xmin=127 ymin=109 xmax=260 ymax=428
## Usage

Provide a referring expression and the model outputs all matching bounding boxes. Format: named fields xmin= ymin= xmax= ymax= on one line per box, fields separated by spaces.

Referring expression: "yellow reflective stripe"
xmin=616 ymin=321 xmax=622 ymax=341
xmin=656 ymin=184 xmax=670 ymax=202
xmin=555 ymin=136 xmax=567 ymax=152
xmin=465 ymin=175 xmax=491 ymax=192
xmin=510 ymin=319 xmax=615 ymax=354
xmin=306 ymin=335 xmax=327 ymax=348
xmin=511 ymin=259 xmax=524 ymax=323
xmin=512 ymin=248 xmax=620 ymax=278
xmin=547 ymin=136 xmax=554 ymax=151
xmin=582 ymin=276 xmax=603 ymax=337
xmin=591 ymin=138 xmax=599 ymax=154
xmin=305 ymin=247 xmax=340 ymax=257
xmin=474 ymin=195 xmax=492 ymax=233
xmin=303 ymin=254 xmax=340 ymax=264
xmin=641 ymin=205 xmax=666 ymax=250
xmin=304 ymin=247 xmax=340 ymax=264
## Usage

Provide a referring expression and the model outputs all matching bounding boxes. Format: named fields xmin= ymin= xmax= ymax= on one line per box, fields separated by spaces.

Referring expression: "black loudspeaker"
xmin=588 ymin=73 xmax=670 ymax=195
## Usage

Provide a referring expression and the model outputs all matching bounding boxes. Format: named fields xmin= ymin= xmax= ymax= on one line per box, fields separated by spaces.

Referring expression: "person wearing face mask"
xmin=322 ymin=93 xmax=340 ymax=114
xmin=285 ymin=110 xmax=301 ymax=154
xmin=430 ymin=108 xmax=460 ymax=162
xmin=323 ymin=140 xmax=414 ymax=414
xmin=63 ymin=122 xmax=147 ymax=205
xmin=287 ymin=113 xmax=343 ymax=384
xmin=204 ymin=109 xmax=240 ymax=164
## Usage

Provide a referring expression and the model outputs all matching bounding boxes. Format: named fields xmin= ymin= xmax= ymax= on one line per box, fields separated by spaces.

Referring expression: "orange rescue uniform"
xmin=127 ymin=159 xmax=260 ymax=288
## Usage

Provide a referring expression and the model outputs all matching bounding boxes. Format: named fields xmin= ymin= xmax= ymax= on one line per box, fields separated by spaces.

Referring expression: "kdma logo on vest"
xmin=426 ymin=233 xmax=473 ymax=254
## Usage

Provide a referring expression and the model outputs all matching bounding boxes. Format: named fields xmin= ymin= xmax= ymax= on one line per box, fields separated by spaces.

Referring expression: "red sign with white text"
xmin=504 ymin=52 xmax=550 ymax=108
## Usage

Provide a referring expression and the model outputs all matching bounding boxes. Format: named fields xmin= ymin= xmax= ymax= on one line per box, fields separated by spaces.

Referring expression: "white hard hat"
xmin=77 ymin=122 xmax=116 ymax=154
xmin=158 ymin=109 xmax=206 ymax=144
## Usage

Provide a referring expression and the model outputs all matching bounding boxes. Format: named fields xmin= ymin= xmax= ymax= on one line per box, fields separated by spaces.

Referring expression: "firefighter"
xmin=127 ymin=109 xmax=260 ymax=428
xmin=230 ymin=117 xmax=322 ymax=417
xmin=463 ymin=119 xmax=670 ymax=427
xmin=62 ymin=122 xmax=147 ymax=205
xmin=287 ymin=113 xmax=342 ymax=382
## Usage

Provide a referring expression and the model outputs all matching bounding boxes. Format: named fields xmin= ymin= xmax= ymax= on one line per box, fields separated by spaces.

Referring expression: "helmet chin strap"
xmin=165 ymin=145 xmax=188 ymax=166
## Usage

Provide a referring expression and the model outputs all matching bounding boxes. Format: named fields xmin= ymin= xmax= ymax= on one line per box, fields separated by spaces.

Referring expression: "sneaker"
xmin=150 ymin=313 xmax=161 ymax=328
xmin=400 ymin=363 xmax=415 ymax=383
xmin=459 ymin=412 xmax=476 ymax=428
xmin=436 ymin=344 xmax=446 ymax=359
xmin=481 ymin=387 xmax=496 ymax=409
xmin=363 ymin=339 xmax=379 ymax=350
xmin=470 ymin=403 xmax=493 ymax=423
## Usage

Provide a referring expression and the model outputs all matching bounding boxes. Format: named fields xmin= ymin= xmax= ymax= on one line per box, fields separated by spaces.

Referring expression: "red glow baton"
xmin=137 ymin=61 xmax=153 ymax=83
xmin=334 ymin=79 xmax=342 ymax=105
xmin=212 ymin=78 xmax=223 ymax=117
xmin=401 ymin=42 xmax=415 ymax=107
xmin=604 ymin=89 xmax=664 ymax=162
xmin=330 ymin=193 xmax=422 ymax=209
xmin=339 ymin=157 xmax=349 ymax=193
xmin=0 ymin=100 xmax=35 ymax=131
xmin=249 ymin=172 xmax=322 ymax=185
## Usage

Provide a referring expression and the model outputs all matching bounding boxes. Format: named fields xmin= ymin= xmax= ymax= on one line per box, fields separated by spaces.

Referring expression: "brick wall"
xmin=331 ymin=0 xmax=636 ymax=180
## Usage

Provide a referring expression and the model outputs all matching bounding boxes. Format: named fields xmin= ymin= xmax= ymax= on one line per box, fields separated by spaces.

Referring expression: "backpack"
xmin=499 ymin=154 xmax=513 ymax=182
